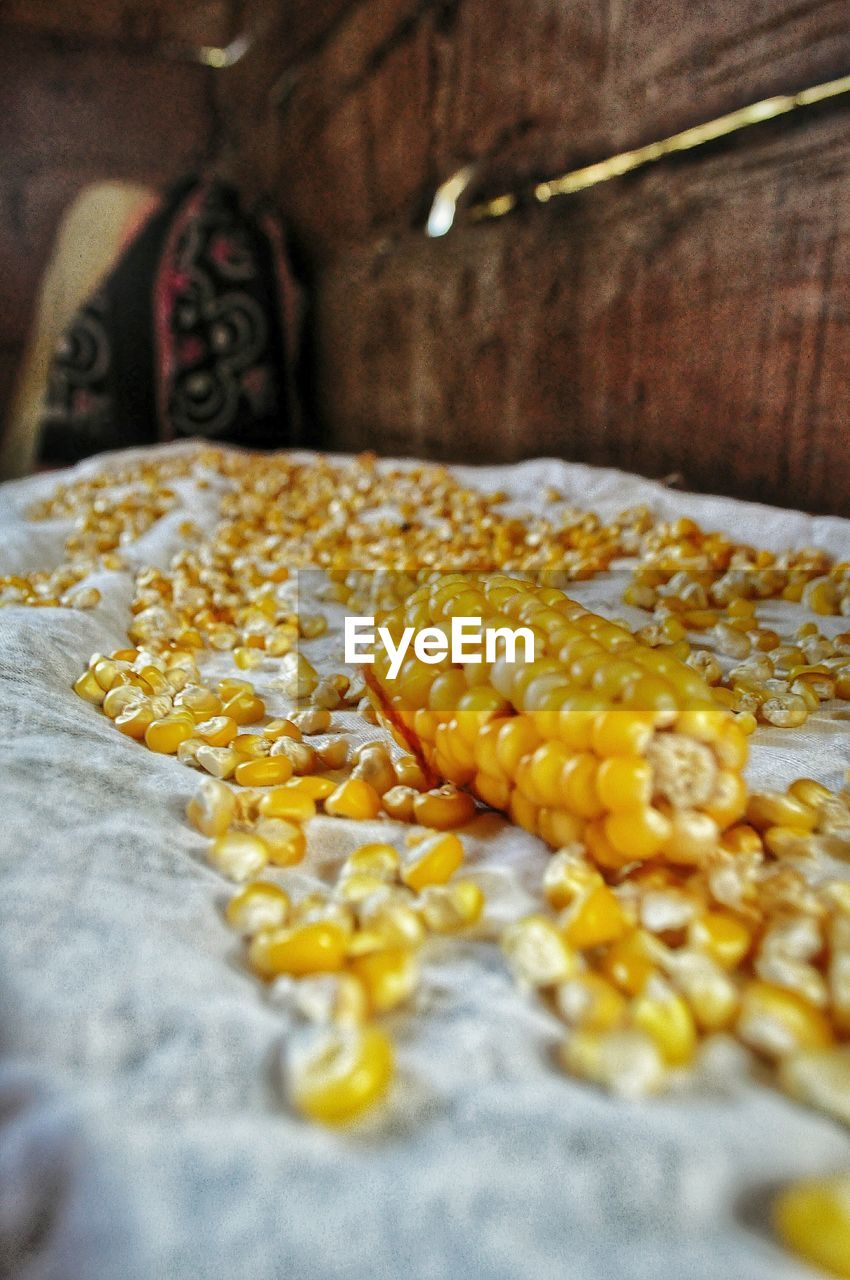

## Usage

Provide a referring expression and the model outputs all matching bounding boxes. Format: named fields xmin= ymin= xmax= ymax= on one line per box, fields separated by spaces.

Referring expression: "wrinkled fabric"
xmin=2 ymin=444 xmax=850 ymax=1280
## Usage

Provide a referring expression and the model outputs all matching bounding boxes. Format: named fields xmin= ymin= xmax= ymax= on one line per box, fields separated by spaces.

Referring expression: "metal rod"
xmin=426 ymin=70 xmax=850 ymax=236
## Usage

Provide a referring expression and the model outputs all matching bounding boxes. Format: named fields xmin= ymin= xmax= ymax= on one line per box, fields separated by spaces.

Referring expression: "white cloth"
xmin=2 ymin=444 xmax=850 ymax=1280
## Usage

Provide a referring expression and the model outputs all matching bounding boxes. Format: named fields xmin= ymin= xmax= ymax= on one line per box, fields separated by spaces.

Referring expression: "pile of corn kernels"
xmin=7 ymin=445 xmax=850 ymax=1272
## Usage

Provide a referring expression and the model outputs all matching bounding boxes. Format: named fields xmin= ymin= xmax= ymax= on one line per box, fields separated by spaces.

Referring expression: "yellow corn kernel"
xmin=136 ymin=664 xmax=169 ymax=695
xmin=263 ymin=718 xmax=302 ymax=742
xmin=92 ymin=659 xmax=127 ymax=691
xmin=233 ymin=645 xmax=264 ymax=670
xmin=555 ymin=973 xmax=626 ymax=1031
xmin=558 ymin=753 xmax=603 ymax=819
xmin=276 ymin=652 xmax=319 ymax=699
xmin=234 ymin=756 xmax=294 ymax=788
xmin=602 ymin=930 xmax=656 ymax=995
xmin=299 ymin=613 xmax=327 ymax=639
xmin=177 ymin=737 xmax=203 ymax=769
xmin=631 ymin=978 xmax=697 ymax=1065
xmin=208 ymin=831 xmax=270 ymax=882
xmin=734 ymin=711 xmax=758 ymax=736
xmin=381 ymin=785 xmax=418 ymax=822
xmin=186 ymin=777 xmax=236 ymax=837
xmin=195 ymin=745 xmax=240 ymax=779
xmin=401 ymin=831 xmax=464 ymax=892
xmin=779 ymin=1047 xmax=850 ymax=1127
xmin=248 ymin=920 xmax=349 ymax=977
xmin=737 ymin=980 xmax=833 ymax=1058
xmin=281 ymin=972 xmax=368 ymax=1027
xmin=342 ymin=843 xmax=400 ymax=879
xmin=763 ymin=825 xmax=816 ymax=858
xmin=217 ymin=677 xmax=255 ymax=699
xmin=774 ymin=1175 xmax=850 ymax=1279
xmin=596 ymin=756 xmax=652 ymax=811
xmin=727 ymin=598 xmax=756 ymax=620
xmin=604 ymin=805 xmax=671 ymax=861
xmin=760 ymin=693 xmax=809 ymax=728
xmin=232 ymin=733 xmax=269 ymax=759
xmin=114 ymin=702 xmax=155 ymax=739
xmin=418 ymin=880 xmax=484 ymax=933
xmin=543 ymin=850 xmax=604 ymax=911
xmin=703 ymin=769 xmax=748 ymax=827
xmin=688 ymin=911 xmax=752 ymax=969
xmin=257 ymin=787 xmax=317 ymax=822
xmin=73 ymin=669 xmax=107 ymax=704
xmin=502 ymin=914 xmax=579 ymax=987
xmin=270 ymin=737 xmax=318 ymax=775
xmin=337 ymin=872 xmax=391 ymax=904
xmin=720 ymin=823 xmax=763 ymax=855
xmin=102 ymin=685 xmax=143 ymax=719
xmin=349 ymin=947 xmax=419 ymax=1014
xmin=412 ymin=785 xmax=476 ymax=829
xmin=292 ymin=706 xmax=332 ymax=735
xmin=496 ymin=716 xmax=542 ymax=773
xmin=558 ymin=1028 xmax=665 ymax=1097
xmin=662 ymin=810 xmax=720 ymax=866
xmin=174 ymin=685 xmax=222 ymax=718
xmin=561 ymin=884 xmax=628 ymax=950
xmin=316 ymin=736 xmax=349 ymax=769
xmin=394 ymin=756 xmax=428 ymax=789
xmin=324 ymin=778 xmax=382 ymax=820
xmin=285 ymin=775 xmax=336 ymax=801
xmin=195 ymin=715 xmax=238 ymax=747
xmin=111 ymin=647 xmax=139 ymax=663
xmin=222 ymin=691 xmax=266 ymax=725
xmin=788 ymin=777 xmax=831 ymax=809
xmin=267 ymin=626 xmax=298 ymax=657
xmin=287 ymin=1025 xmax=394 ymax=1125
xmin=746 ymin=791 xmax=818 ymax=833
xmin=351 ymin=745 xmax=397 ymax=796
xmin=225 ymin=882 xmax=290 ymax=935
xmin=145 ymin=716 xmax=196 ymax=754
xmin=254 ymin=818 xmax=306 ymax=867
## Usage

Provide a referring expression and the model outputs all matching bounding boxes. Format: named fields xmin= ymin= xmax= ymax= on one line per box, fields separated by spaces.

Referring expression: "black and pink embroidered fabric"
xmin=38 ymin=179 xmax=300 ymax=466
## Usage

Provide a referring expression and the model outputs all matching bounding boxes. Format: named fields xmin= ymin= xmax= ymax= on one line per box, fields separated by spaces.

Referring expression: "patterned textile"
xmin=38 ymin=179 xmax=300 ymax=466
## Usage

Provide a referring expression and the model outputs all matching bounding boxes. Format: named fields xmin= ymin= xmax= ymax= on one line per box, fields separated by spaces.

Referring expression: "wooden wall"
xmin=219 ymin=0 xmax=850 ymax=515
xmin=2 ymin=1 xmax=850 ymax=514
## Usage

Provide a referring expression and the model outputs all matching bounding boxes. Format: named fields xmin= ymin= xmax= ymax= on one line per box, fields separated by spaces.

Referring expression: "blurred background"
xmin=1 ymin=0 xmax=850 ymax=511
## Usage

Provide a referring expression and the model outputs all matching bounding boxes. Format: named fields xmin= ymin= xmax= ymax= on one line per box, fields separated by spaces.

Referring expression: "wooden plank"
xmin=269 ymin=0 xmax=850 ymax=254
xmin=215 ymin=0 xmax=850 ymax=512
xmin=310 ymin=104 xmax=850 ymax=514
xmin=0 ymin=0 xmax=236 ymax=48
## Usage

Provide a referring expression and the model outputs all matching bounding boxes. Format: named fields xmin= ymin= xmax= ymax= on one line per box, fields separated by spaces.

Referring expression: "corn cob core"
xmin=365 ymin=573 xmax=749 ymax=866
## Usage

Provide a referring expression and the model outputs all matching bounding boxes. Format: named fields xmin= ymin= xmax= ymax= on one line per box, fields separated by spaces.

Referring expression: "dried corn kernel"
xmin=257 ymin=787 xmax=317 ymax=822
xmin=254 ymin=818 xmax=306 ymax=867
xmin=234 ymin=756 xmax=294 ymax=788
xmin=249 ymin=920 xmax=349 ymax=978
xmin=774 ymin=1175 xmax=850 ymax=1279
xmin=208 ymin=832 xmax=269 ymax=882
xmin=286 ymin=1025 xmax=394 ymax=1125
xmin=145 ymin=716 xmax=196 ymax=754
xmin=418 ymin=880 xmax=484 ymax=933
xmin=502 ymin=915 xmax=578 ymax=987
xmin=325 ymin=778 xmax=382 ymax=820
xmin=559 ymin=1028 xmax=665 ymax=1097
xmin=401 ymin=831 xmax=464 ymax=892
xmin=349 ymin=947 xmax=419 ymax=1014
xmin=226 ymin=882 xmax=290 ymax=934
xmin=187 ymin=777 xmax=236 ymax=837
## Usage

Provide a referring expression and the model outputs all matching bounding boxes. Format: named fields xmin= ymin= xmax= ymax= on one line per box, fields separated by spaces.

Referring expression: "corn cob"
xmin=364 ymin=572 xmax=749 ymax=867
